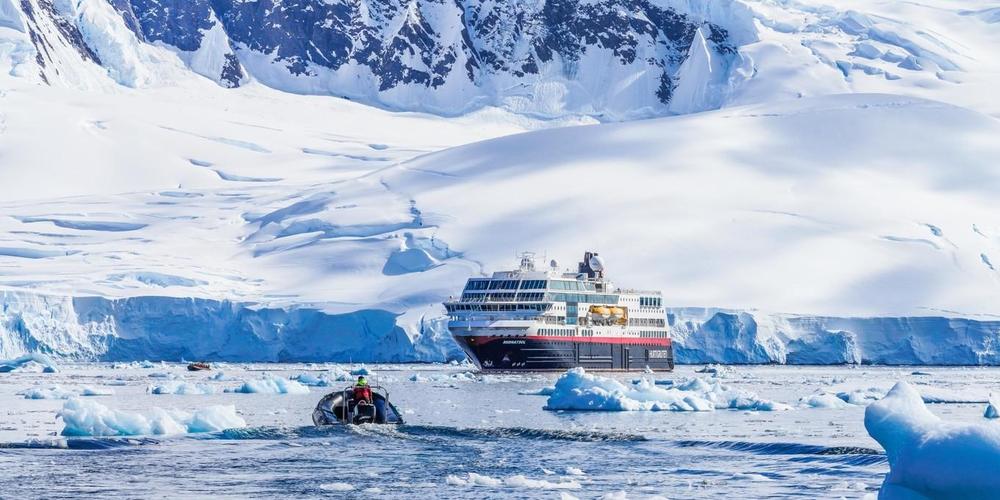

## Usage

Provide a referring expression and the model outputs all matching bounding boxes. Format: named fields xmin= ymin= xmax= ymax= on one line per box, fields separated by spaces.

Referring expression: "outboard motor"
xmin=353 ymin=402 xmax=376 ymax=424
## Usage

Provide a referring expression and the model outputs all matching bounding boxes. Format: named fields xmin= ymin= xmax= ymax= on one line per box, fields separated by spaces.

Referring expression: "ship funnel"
xmin=589 ymin=255 xmax=605 ymax=272
xmin=578 ymin=251 xmax=604 ymax=278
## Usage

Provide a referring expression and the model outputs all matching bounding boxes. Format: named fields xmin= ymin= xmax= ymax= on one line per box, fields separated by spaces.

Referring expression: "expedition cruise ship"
xmin=445 ymin=252 xmax=673 ymax=372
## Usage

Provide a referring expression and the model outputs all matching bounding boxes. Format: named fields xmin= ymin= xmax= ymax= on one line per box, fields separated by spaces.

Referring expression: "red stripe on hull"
xmin=456 ymin=335 xmax=671 ymax=347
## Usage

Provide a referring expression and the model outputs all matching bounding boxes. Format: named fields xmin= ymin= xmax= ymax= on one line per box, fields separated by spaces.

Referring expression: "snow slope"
xmin=388 ymin=93 xmax=1000 ymax=319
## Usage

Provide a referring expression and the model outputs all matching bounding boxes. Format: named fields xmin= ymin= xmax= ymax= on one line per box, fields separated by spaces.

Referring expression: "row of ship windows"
xmin=460 ymin=292 xmax=619 ymax=304
xmin=464 ymin=279 xmax=599 ymax=292
xmin=461 ymin=292 xmax=546 ymax=302
xmin=537 ymin=329 xmax=574 ymax=336
xmin=639 ymin=297 xmax=662 ymax=307
xmin=638 ymin=330 xmax=669 ymax=338
xmin=464 ymin=279 xmax=549 ymax=291
xmin=446 ymin=304 xmax=550 ymax=312
xmin=629 ymin=317 xmax=666 ymax=327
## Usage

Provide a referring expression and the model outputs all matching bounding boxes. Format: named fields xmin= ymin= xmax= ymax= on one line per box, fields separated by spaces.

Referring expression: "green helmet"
xmin=357 ymin=376 xmax=367 ymax=386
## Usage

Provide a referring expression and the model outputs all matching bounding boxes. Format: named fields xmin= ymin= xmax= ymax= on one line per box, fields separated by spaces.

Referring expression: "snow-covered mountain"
xmin=1 ymin=0 xmax=999 ymax=363
xmin=3 ymin=0 xmax=999 ymax=118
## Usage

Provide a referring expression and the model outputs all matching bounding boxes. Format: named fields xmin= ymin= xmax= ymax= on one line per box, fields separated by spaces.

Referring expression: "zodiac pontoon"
xmin=312 ymin=384 xmax=404 ymax=425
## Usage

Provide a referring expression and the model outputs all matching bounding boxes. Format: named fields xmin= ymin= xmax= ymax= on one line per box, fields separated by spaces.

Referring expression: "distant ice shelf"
xmin=3 ymin=290 xmax=999 ymax=365
xmin=0 ymin=290 xmax=463 ymax=363
xmin=670 ymin=308 xmax=1000 ymax=365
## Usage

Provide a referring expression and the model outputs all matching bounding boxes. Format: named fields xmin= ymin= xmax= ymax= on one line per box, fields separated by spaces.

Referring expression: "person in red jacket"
xmin=353 ymin=376 xmax=373 ymax=405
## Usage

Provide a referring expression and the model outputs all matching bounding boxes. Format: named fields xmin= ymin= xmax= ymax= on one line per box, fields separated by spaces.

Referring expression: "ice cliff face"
xmin=670 ymin=308 xmax=1000 ymax=365
xmin=3 ymin=0 xmax=747 ymax=118
xmin=4 ymin=290 xmax=998 ymax=365
xmin=0 ymin=291 xmax=463 ymax=362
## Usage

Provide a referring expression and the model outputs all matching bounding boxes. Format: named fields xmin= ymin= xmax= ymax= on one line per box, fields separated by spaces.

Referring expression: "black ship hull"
xmin=452 ymin=335 xmax=674 ymax=372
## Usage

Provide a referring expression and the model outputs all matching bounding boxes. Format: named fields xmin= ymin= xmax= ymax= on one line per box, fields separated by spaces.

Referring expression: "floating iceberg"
xmin=350 ymin=367 xmax=372 ymax=376
xmin=985 ymin=400 xmax=999 ymax=419
xmin=801 ymin=393 xmax=852 ymax=409
xmin=409 ymin=372 xmax=478 ymax=384
xmin=519 ymin=386 xmax=556 ymax=396
xmin=543 ymin=368 xmax=788 ymax=412
xmin=0 ymin=353 xmax=59 ymax=373
xmin=865 ymin=381 xmax=1000 ymax=499
xmin=291 ymin=369 xmax=357 ymax=387
xmin=208 ymin=371 xmax=233 ymax=381
xmin=80 ymin=386 xmax=115 ymax=396
xmin=149 ymin=382 xmax=217 ymax=395
xmin=19 ymin=384 xmax=76 ymax=400
xmin=59 ymin=398 xmax=246 ymax=436
xmin=291 ymin=373 xmax=332 ymax=387
xmin=228 ymin=377 xmax=310 ymax=395
xmin=836 ymin=388 xmax=884 ymax=405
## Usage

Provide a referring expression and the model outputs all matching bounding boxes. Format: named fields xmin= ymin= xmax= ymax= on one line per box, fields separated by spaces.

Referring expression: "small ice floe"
xmin=835 ymin=388 xmax=884 ymax=405
xmin=518 ymin=386 xmax=555 ymax=396
xmin=207 ymin=371 xmax=232 ymax=381
xmin=80 ymin=386 xmax=115 ymax=396
xmin=149 ymin=382 xmax=216 ymax=395
xmin=446 ymin=473 xmax=581 ymax=490
xmin=911 ymin=371 xmax=933 ymax=376
xmin=695 ymin=364 xmax=733 ymax=377
xmin=543 ymin=368 xmax=789 ymax=412
xmin=565 ymin=467 xmax=585 ymax=476
xmin=409 ymin=372 xmax=478 ymax=383
xmin=59 ymin=398 xmax=246 ymax=437
xmin=19 ymin=385 xmax=76 ymax=400
xmin=350 ymin=366 xmax=372 ymax=376
xmin=985 ymin=398 xmax=999 ymax=419
xmin=865 ymin=381 xmax=1000 ymax=498
xmin=148 ymin=372 xmax=182 ymax=380
xmin=291 ymin=373 xmax=331 ymax=387
xmin=227 ymin=377 xmax=310 ymax=395
xmin=293 ymin=368 xmax=369 ymax=387
xmin=0 ymin=353 xmax=60 ymax=373
xmin=801 ymin=392 xmax=852 ymax=409
xmin=481 ymin=373 xmax=545 ymax=384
